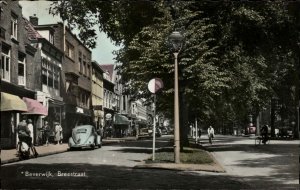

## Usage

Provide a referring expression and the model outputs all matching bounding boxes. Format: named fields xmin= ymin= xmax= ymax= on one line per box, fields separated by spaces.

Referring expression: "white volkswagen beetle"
xmin=69 ymin=125 xmax=101 ymax=150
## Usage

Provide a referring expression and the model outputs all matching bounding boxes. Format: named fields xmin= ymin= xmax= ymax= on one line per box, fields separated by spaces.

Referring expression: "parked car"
xmin=69 ymin=125 xmax=102 ymax=150
xmin=148 ymin=128 xmax=162 ymax=137
xmin=160 ymin=127 xmax=169 ymax=135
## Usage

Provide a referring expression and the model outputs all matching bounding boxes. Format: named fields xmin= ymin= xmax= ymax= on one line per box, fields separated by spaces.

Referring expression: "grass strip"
xmin=146 ymin=147 xmax=214 ymax=164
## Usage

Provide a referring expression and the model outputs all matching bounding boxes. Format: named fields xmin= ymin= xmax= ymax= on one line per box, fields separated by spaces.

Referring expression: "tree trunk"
xmin=179 ymin=90 xmax=189 ymax=150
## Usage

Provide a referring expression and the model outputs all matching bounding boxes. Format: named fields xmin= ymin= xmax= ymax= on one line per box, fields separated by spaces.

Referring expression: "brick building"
xmin=27 ymin=20 xmax=93 ymax=139
xmin=0 ymin=1 xmax=47 ymax=148
xmin=24 ymin=16 xmax=64 ymax=143
xmin=91 ymin=61 xmax=104 ymax=131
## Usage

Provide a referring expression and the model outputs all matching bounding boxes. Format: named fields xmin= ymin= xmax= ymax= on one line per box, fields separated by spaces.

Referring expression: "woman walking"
xmin=54 ymin=121 xmax=62 ymax=145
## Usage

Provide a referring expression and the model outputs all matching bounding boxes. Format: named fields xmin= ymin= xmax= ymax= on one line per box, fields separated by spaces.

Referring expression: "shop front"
xmin=113 ymin=114 xmax=130 ymax=138
xmin=0 ymin=92 xmax=27 ymax=149
xmin=21 ymin=97 xmax=48 ymax=145
xmin=63 ymin=105 xmax=92 ymax=141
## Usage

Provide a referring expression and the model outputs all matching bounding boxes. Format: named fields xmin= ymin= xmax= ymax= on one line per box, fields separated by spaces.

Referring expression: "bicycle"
xmin=254 ymin=136 xmax=270 ymax=145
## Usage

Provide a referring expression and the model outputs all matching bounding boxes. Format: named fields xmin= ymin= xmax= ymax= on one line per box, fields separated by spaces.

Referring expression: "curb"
xmin=134 ymin=162 xmax=226 ymax=173
xmin=135 ymin=144 xmax=226 ymax=173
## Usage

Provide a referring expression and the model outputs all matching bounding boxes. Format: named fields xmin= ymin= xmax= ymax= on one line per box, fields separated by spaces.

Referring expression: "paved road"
xmin=201 ymin=135 xmax=300 ymax=189
xmin=1 ymin=135 xmax=299 ymax=189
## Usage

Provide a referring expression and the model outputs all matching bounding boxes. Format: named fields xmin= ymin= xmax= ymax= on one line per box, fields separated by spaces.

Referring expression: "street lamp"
xmin=169 ymin=31 xmax=183 ymax=164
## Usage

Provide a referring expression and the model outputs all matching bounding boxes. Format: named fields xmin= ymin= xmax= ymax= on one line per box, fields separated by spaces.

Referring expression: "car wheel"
xmin=91 ymin=143 xmax=95 ymax=150
xmin=98 ymin=143 xmax=102 ymax=148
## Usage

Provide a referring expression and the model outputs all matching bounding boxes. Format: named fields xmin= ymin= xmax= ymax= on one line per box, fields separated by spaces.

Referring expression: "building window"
xmin=18 ymin=54 xmax=26 ymax=86
xmin=87 ymin=65 xmax=90 ymax=78
xmin=1 ymin=46 xmax=10 ymax=81
xmin=54 ymin=69 xmax=59 ymax=89
xmin=41 ymin=57 xmax=60 ymax=90
xmin=48 ymin=64 xmax=53 ymax=87
xmin=42 ymin=69 xmax=47 ymax=85
xmin=79 ymin=51 xmax=82 ymax=73
xmin=83 ymin=55 xmax=86 ymax=75
xmin=11 ymin=14 xmax=18 ymax=39
xmin=65 ymin=41 xmax=74 ymax=59
xmin=0 ymin=6 xmax=2 ymax=21
xmin=49 ymin=32 xmax=54 ymax=45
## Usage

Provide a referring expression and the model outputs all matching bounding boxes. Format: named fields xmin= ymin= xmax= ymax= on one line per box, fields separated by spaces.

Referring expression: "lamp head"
xmin=169 ymin=31 xmax=183 ymax=52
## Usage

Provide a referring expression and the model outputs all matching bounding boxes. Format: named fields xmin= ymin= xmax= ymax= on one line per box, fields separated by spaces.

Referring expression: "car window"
xmin=76 ymin=128 xmax=87 ymax=133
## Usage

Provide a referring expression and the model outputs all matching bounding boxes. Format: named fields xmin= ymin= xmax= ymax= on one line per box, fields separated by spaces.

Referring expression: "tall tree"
xmin=50 ymin=0 xmax=300 ymax=139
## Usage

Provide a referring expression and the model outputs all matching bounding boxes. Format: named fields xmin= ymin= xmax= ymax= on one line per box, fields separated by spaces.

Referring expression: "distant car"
xmin=148 ymin=128 xmax=162 ymax=137
xmin=69 ymin=125 xmax=102 ymax=150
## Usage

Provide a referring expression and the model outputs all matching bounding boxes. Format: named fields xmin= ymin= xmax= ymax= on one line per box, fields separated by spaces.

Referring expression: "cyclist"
xmin=260 ymin=124 xmax=269 ymax=144
xmin=207 ymin=126 xmax=215 ymax=144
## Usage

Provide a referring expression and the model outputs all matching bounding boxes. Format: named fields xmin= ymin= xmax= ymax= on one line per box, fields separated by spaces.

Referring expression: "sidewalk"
xmin=1 ymin=137 xmax=137 ymax=165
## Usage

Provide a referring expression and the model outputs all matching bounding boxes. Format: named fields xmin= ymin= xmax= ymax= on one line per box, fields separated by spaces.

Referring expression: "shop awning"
xmin=22 ymin=97 xmax=48 ymax=116
xmin=0 ymin=92 xmax=27 ymax=112
xmin=114 ymin=114 xmax=130 ymax=125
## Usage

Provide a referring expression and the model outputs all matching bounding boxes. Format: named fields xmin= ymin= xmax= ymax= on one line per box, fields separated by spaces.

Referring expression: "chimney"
xmin=29 ymin=14 xmax=38 ymax=26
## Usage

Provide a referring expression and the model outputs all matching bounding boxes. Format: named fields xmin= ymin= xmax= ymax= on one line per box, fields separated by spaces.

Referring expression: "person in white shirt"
xmin=207 ymin=126 xmax=215 ymax=144
xmin=27 ymin=119 xmax=34 ymax=143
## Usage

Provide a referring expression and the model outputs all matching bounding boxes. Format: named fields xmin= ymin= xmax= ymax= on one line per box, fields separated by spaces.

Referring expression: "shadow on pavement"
xmin=2 ymin=162 xmax=298 ymax=189
xmin=0 ymin=163 xmax=249 ymax=189
xmin=204 ymin=136 xmax=299 ymax=188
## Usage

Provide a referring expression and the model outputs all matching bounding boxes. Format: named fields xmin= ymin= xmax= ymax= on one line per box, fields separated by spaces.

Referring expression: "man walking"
xmin=207 ymin=126 xmax=215 ymax=144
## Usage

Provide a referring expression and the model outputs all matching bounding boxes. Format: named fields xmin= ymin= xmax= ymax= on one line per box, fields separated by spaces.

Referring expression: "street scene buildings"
xmin=1 ymin=1 xmax=299 ymax=189
xmin=1 ymin=0 xmax=151 ymax=149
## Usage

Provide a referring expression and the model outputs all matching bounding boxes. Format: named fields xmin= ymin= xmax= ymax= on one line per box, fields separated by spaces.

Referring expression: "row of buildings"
xmin=0 ymin=1 xmax=152 ymax=149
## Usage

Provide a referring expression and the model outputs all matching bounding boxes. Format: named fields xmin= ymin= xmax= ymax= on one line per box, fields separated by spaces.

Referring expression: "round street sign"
xmin=148 ymin=78 xmax=164 ymax=94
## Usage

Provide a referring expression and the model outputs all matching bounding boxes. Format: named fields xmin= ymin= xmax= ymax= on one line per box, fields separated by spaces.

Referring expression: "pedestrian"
xmin=27 ymin=119 xmax=34 ymax=144
xmin=17 ymin=117 xmax=38 ymax=157
xmin=261 ymin=124 xmax=269 ymax=144
xmin=198 ymin=128 xmax=202 ymax=138
xmin=54 ymin=121 xmax=62 ymax=145
xmin=198 ymin=128 xmax=202 ymax=143
xmin=207 ymin=126 xmax=215 ymax=144
xmin=59 ymin=123 xmax=63 ymax=144
xmin=43 ymin=121 xmax=50 ymax=146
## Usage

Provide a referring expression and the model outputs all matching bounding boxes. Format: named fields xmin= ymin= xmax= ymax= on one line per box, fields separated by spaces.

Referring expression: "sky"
xmin=19 ymin=1 xmax=119 ymax=64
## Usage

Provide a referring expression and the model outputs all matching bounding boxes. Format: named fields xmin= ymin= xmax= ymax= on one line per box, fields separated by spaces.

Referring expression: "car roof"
xmin=74 ymin=125 xmax=94 ymax=129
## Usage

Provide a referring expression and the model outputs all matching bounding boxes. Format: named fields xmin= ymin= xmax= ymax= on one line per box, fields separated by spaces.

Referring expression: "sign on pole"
xmin=148 ymin=78 xmax=164 ymax=94
xmin=148 ymin=78 xmax=164 ymax=161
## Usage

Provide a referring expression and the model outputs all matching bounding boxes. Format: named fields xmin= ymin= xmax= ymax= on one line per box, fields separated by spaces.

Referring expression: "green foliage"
xmin=50 ymin=0 xmax=300 ymax=130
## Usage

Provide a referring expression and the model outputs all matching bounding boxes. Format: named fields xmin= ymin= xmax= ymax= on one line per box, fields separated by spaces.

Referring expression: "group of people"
xmin=17 ymin=117 xmax=63 ymax=152
xmin=17 ymin=117 xmax=38 ymax=157
xmin=38 ymin=121 xmax=63 ymax=146
xmin=201 ymin=124 xmax=269 ymax=145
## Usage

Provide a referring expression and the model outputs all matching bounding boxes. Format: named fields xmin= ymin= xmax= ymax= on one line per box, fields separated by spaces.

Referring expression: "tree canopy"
xmin=50 ymin=0 xmax=300 ymax=133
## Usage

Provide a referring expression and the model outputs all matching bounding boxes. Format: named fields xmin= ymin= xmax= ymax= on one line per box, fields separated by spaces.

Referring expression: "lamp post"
xmin=169 ymin=31 xmax=183 ymax=164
